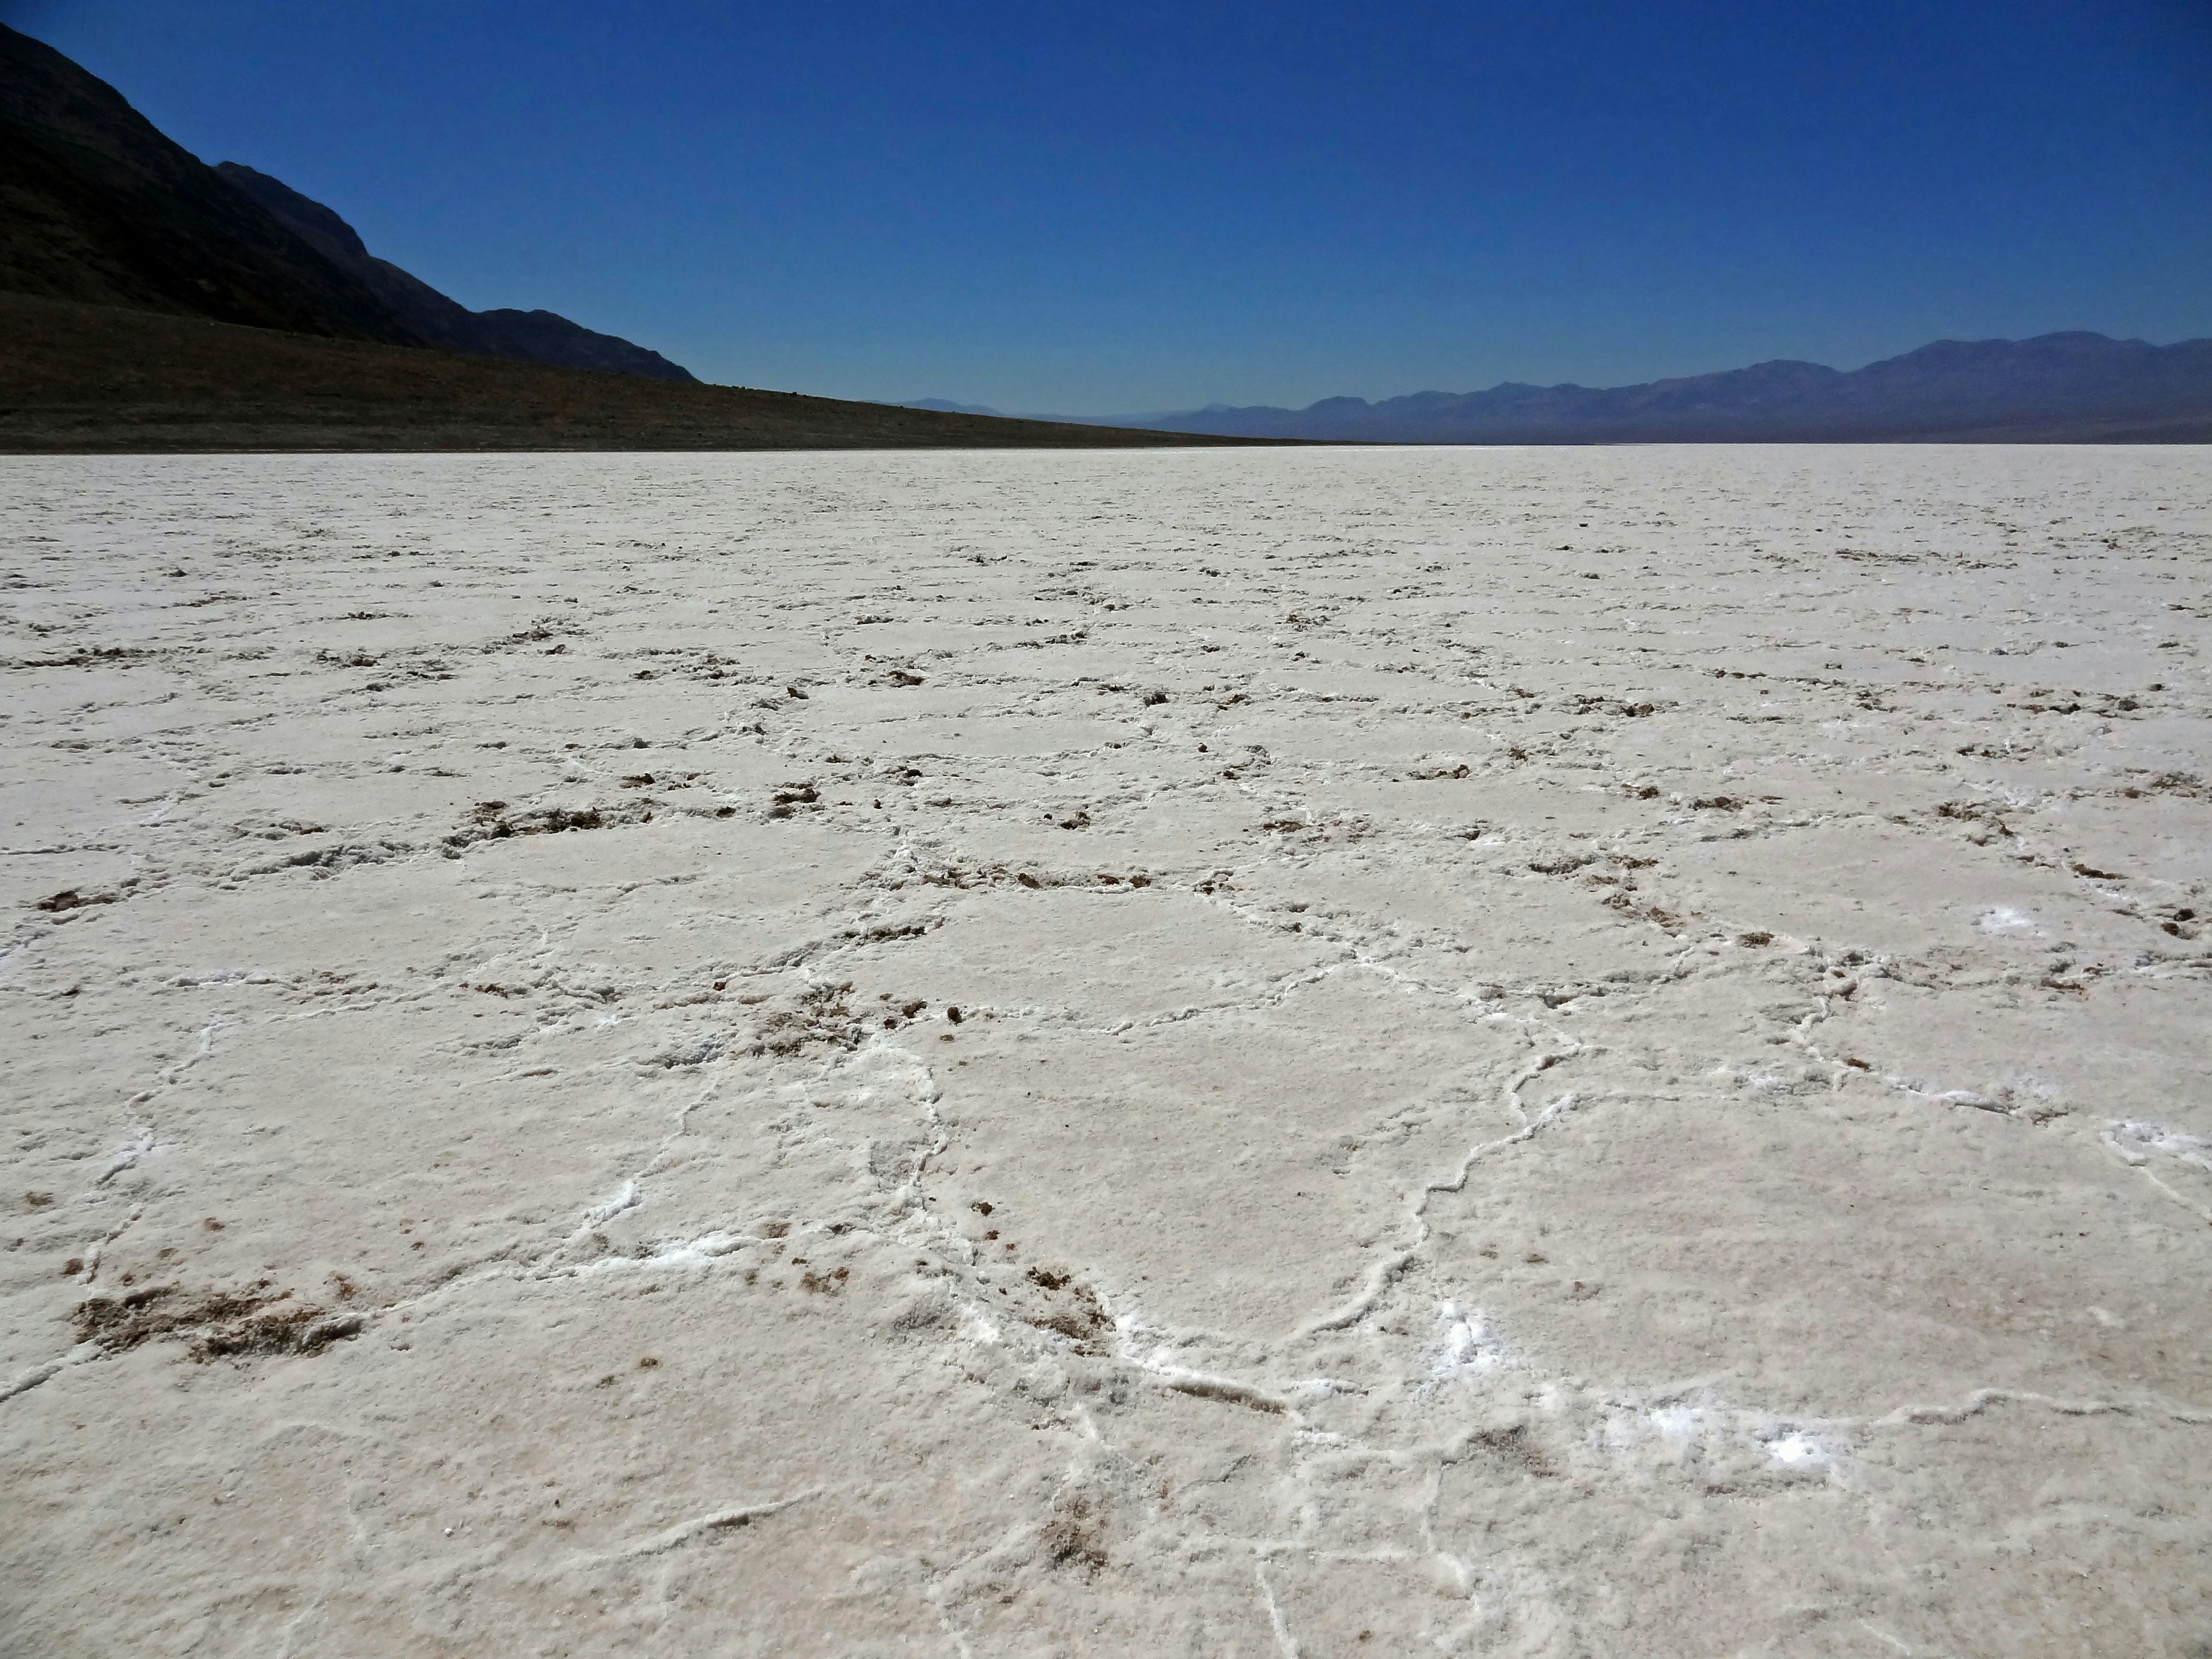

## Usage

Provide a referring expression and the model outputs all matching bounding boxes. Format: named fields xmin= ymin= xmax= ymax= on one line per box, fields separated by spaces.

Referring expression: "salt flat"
xmin=2 ymin=445 xmax=2208 ymax=1657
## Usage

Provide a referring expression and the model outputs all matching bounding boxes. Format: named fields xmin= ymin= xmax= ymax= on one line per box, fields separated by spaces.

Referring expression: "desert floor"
xmin=3 ymin=446 xmax=2209 ymax=1657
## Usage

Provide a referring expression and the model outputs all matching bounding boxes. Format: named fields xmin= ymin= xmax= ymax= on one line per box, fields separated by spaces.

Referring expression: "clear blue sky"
xmin=10 ymin=0 xmax=2211 ymax=410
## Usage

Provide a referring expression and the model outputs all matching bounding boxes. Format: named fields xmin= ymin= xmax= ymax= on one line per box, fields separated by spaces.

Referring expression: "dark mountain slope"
xmin=0 ymin=25 xmax=1282 ymax=449
xmin=0 ymin=22 xmax=423 ymax=342
xmin=1127 ymin=332 xmax=2212 ymax=442
xmin=0 ymin=24 xmax=692 ymax=380
xmin=214 ymin=162 xmax=695 ymax=382
xmin=465 ymin=308 xmax=694 ymax=382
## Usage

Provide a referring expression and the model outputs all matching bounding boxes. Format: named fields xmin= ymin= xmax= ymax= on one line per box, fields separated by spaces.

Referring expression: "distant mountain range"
xmin=901 ymin=397 xmax=1008 ymax=418
xmin=6 ymin=18 xmax=2203 ymax=448
xmin=0 ymin=22 xmax=691 ymax=381
xmin=910 ymin=331 xmax=2212 ymax=444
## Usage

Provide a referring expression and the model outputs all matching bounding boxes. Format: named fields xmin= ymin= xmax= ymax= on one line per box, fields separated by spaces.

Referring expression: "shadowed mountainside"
xmin=0 ymin=291 xmax=1275 ymax=451
xmin=0 ymin=22 xmax=690 ymax=381
xmin=0 ymin=24 xmax=1281 ymax=450
xmin=213 ymin=163 xmax=695 ymax=382
xmin=0 ymin=23 xmax=424 ymax=343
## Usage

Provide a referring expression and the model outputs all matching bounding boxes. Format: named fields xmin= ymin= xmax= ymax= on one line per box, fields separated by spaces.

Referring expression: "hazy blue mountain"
xmin=1097 ymin=335 xmax=2212 ymax=442
xmin=904 ymin=399 xmax=1222 ymax=427
xmin=900 ymin=397 xmax=1005 ymax=416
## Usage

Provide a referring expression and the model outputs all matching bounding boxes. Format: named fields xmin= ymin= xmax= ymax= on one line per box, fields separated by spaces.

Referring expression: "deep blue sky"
xmin=10 ymin=0 xmax=2211 ymax=410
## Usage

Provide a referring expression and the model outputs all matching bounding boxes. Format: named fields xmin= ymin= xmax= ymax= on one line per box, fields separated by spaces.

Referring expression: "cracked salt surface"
xmin=579 ymin=1178 xmax=639 ymax=1225
xmin=1428 ymin=1302 xmax=1509 ymax=1383
xmin=92 ymin=1127 xmax=156 ymax=1186
xmin=2 ymin=447 xmax=2209 ymax=1656
xmin=2102 ymin=1119 xmax=2212 ymax=1226
xmin=1762 ymin=1429 xmax=1834 ymax=1470
xmin=2105 ymin=1119 xmax=2212 ymax=1173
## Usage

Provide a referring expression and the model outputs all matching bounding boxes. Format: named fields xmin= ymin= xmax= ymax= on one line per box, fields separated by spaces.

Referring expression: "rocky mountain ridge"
xmin=0 ymin=23 xmax=691 ymax=381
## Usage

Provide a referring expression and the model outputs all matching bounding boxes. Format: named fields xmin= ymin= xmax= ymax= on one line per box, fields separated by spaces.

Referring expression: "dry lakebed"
xmin=2 ymin=445 xmax=2209 ymax=1656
